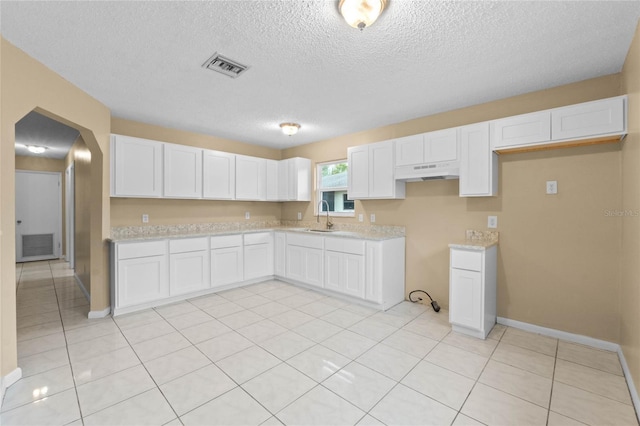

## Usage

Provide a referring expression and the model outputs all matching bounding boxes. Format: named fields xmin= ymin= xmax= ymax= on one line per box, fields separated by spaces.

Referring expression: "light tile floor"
xmin=3 ymin=259 xmax=638 ymax=426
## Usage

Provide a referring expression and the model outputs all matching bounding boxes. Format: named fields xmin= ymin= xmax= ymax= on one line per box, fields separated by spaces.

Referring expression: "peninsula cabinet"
xmin=111 ymin=240 xmax=169 ymax=311
xmin=324 ymin=237 xmax=365 ymax=299
xmin=459 ymin=122 xmax=498 ymax=197
xmin=348 ymin=140 xmax=405 ymax=200
xmin=210 ymin=235 xmax=244 ymax=287
xmin=449 ymin=245 xmax=497 ymax=339
xmin=163 ymin=143 xmax=203 ymax=198
xmin=111 ymin=134 xmax=163 ymax=198
xmin=203 ymin=149 xmax=235 ymax=199
xmin=235 ymin=155 xmax=267 ymax=201
xmin=169 ymin=237 xmax=209 ymax=296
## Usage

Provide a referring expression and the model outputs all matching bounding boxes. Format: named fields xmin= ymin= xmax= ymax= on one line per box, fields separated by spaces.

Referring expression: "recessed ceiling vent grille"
xmin=202 ymin=53 xmax=249 ymax=78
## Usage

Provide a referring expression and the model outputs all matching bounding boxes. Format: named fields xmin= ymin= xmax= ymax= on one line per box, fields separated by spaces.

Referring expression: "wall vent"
xmin=202 ymin=53 xmax=249 ymax=78
xmin=22 ymin=234 xmax=54 ymax=258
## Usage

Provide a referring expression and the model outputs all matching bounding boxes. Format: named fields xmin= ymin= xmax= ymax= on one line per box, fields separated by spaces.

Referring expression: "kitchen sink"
xmin=306 ymin=229 xmax=335 ymax=232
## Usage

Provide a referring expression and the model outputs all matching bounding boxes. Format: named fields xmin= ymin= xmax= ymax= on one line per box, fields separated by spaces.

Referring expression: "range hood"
xmin=395 ymin=160 xmax=460 ymax=182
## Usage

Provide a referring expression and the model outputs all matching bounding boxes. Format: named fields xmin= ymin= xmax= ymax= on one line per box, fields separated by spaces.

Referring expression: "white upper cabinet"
xmin=395 ymin=129 xmax=458 ymax=167
xmin=490 ymin=111 xmax=551 ymax=150
xmin=348 ymin=140 xmax=405 ymax=200
xmin=266 ymin=159 xmax=280 ymax=201
xmin=111 ymin=134 xmax=163 ymax=198
xmin=203 ymin=149 xmax=235 ymax=200
xmin=235 ymin=155 xmax=266 ymax=201
xmin=163 ymin=143 xmax=203 ymax=198
xmin=552 ymin=96 xmax=626 ymax=141
xmin=395 ymin=134 xmax=424 ymax=167
xmin=278 ymin=158 xmax=311 ymax=201
xmin=460 ymin=122 xmax=498 ymax=197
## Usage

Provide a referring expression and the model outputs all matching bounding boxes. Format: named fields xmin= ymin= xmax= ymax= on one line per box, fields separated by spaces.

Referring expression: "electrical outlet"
xmin=297 ymin=212 xmax=302 ymax=220
xmin=245 ymin=211 xmax=250 ymax=220
xmin=546 ymin=180 xmax=558 ymax=194
xmin=370 ymin=213 xmax=376 ymax=223
xmin=358 ymin=214 xmax=364 ymax=222
xmin=142 ymin=214 xmax=149 ymax=223
xmin=488 ymin=215 xmax=498 ymax=229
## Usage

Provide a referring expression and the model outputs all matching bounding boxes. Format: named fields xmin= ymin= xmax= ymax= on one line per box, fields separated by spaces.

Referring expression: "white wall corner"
xmin=497 ymin=317 xmax=640 ymax=422
xmin=74 ymin=273 xmax=90 ymax=302
xmin=1 ymin=367 xmax=23 ymax=409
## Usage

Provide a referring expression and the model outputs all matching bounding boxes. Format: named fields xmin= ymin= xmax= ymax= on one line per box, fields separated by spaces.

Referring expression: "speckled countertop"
xmin=109 ymin=221 xmax=405 ymax=242
xmin=449 ymin=230 xmax=499 ymax=250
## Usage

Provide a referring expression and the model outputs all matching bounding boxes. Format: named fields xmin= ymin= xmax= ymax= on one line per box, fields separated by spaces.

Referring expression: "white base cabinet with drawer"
xmin=210 ymin=235 xmax=244 ymax=287
xmin=111 ymin=240 xmax=169 ymax=315
xmin=244 ymin=232 xmax=274 ymax=281
xmin=285 ymin=233 xmax=324 ymax=288
xmin=449 ymin=245 xmax=497 ymax=339
xmin=324 ymin=237 xmax=365 ymax=298
xmin=169 ymin=237 xmax=209 ymax=296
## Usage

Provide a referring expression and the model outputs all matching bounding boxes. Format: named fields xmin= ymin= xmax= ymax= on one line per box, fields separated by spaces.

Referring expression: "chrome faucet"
xmin=317 ymin=200 xmax=334 ymax=229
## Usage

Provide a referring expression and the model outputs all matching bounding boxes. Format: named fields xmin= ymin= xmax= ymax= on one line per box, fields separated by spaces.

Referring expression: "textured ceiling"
xmin=2 ymin=1 xmax=640 ymax=150
xmin=15 ymin=112 xmax=79 ymax=160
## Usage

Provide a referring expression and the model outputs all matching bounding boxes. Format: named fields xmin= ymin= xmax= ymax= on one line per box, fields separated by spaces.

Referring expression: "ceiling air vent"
xmin=202 ymin=53 xmax=249 ymax=78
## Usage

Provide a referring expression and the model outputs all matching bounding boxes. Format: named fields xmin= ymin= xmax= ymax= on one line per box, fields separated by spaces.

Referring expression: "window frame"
xmin=315 ymin=159 xmax=355 ymax=218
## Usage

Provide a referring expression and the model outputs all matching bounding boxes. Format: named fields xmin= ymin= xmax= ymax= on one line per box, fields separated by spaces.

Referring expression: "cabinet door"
xmin=244 ymin=243 xmax=274 ymax=280
xmin=343 ymin=253 xmax=365 ymax=298
xmin=449 ymin=268 xmax=482 ymax=330
xmin=163 ymin=143 xmax=202 ymax=198
xmin=211 ymin=246 xmax=243 ymax=287
xmin=266 ymin=159 xmax=279 ymax=201
xmin=112 ymin=135 xmax=163 ymax=197
xmin=552 ymin=96 xmax=625 ymax=141
xmin=491 ymin=111 xmax=551 ymax=149
xmin=118 ymin=255 xmax=168 ymax=307
xmin=286 ymin=245 xmax=305 ymax=282
xmin=369 ymin=141 xmax=395 ymax=198
xmin=203 ymin=150 xmax=235 ymax=200
xmin=347 ymin=145 xmax=369 ymax=199
xmin=460 ymin=122 xmax=498 ymax=197
xmin=425 ymin=128 xmax=458 ymax=163
xmin=395 ymin=134 xmax=424 ymax=167
xmin=290 ymin=157 xmax=311 ymax=201
xmin=236 ymin=155 xmax=266 ymax=200
xmin=305 ymin=248 xmax=324 ymax=288
xmin=170 ymin=250 xmax=209 ymax=296
xmin=365 ymin=243 xmax=382 ymax=303
xmin=274 ymin=233 xmax=286 ymax=277
xmin=324 ymin=251 xmax=343 ymax=293
xmin=278 ymin=159 xmax=291 ymax=201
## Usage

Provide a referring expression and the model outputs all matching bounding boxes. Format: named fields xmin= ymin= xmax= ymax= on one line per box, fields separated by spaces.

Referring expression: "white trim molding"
xmin=88 ymin=306 xmax=111 ymax=319
xmin=498 ymin=317 xmax=640 ymax=423
xmin=1 ymin=367 xmax=23 ymax=409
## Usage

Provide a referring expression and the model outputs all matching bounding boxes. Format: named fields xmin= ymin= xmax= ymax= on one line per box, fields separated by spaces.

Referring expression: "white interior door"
xmin=65 ymin=163 xmax=75 ymax=269
xmin=16 ymin=170 xmax=62 ymax=262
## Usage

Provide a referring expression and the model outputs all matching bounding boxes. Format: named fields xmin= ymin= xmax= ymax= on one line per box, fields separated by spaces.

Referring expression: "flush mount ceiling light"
xmin=339 ymin=0 xmax=387 ymax=30
xmin=280 ymin=123 xmax=301 ymax=136
xmin=26 ymin=145 xmax=47 ymax=154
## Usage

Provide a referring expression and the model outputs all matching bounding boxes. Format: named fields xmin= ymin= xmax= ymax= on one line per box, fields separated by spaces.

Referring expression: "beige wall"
xmin=15 ymin=156 xmax=67 ymax=256
xmin=1 ymin=38 xmax=110 ymax=376
xmin=283 ymin=74 xmax=623 ymax=342
xmin=110 ymin=118 xmax=282 ymax=227
xmin=621 ymin=22 xmax=640 ymax=400
xmin=65 ymin=137 xmax=92 ymax=293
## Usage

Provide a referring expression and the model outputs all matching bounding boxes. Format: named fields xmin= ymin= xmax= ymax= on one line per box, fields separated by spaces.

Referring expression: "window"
xmin=316 ymin=160 xmax=354 ymax=217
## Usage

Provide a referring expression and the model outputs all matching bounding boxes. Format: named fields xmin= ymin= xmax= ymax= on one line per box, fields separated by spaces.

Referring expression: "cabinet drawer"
xmin=325 ymin=237 xmax=365 ymax=255
xmin=244 ymin=232 xmax=273 ymax=245
xmin=286 ymin=232 xmax=324 ymax=249
xmin=118 ymin=240 xmax=167 ymax=260
xmin=210 ymin=234 xmax=243 ymax=249
xmin=169 ymin=237 xmax=208 ymax=254
xmin=451 ymin=249 xmax=482 ymax=271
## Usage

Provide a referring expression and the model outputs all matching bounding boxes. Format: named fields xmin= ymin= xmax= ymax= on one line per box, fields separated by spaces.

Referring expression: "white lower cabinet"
xmin=169 ymin=237 xmax=209 ymax=296
xmin=274 ymin=232 xmax=286 ymax=277
xmin=449 ymin=245 xmax=497 ymax=339
xmin=285 ymin=233 xmax=324 ymax=288
xmin=364 ymin=238 xmax=406 ymax=309
xmin=324 ymin=238 xmax=365 ymax=298
xmin=244 ymin=232 xmax=273 ymax=280
xmin=112 ymin=240 xmax=169 ymax=311
xmin=210 ymin=235 xmax=243 ymax=287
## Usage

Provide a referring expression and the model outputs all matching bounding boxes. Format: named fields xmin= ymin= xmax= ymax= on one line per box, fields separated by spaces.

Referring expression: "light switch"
xmin=142 ymin=214 xmax=149 ymax=223
xmin=245 ymin=211 xmax=250 ymax=220
xmin=358 ymin=214 xmax=364 ymax=222
xmin=546 ymin=181 xmax=558 ymax=194
xmin=488 ymin=216 xmax=498 ymax=229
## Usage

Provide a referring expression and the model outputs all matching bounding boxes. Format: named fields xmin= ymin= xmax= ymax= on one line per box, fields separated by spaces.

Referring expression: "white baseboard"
xmin=498 ymin=316 xmax=640 ymax=423
xmin=1 ymin=368 xmax=23 ymax=409
xmin=88 ymin=306 xmax=111 ymax=319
